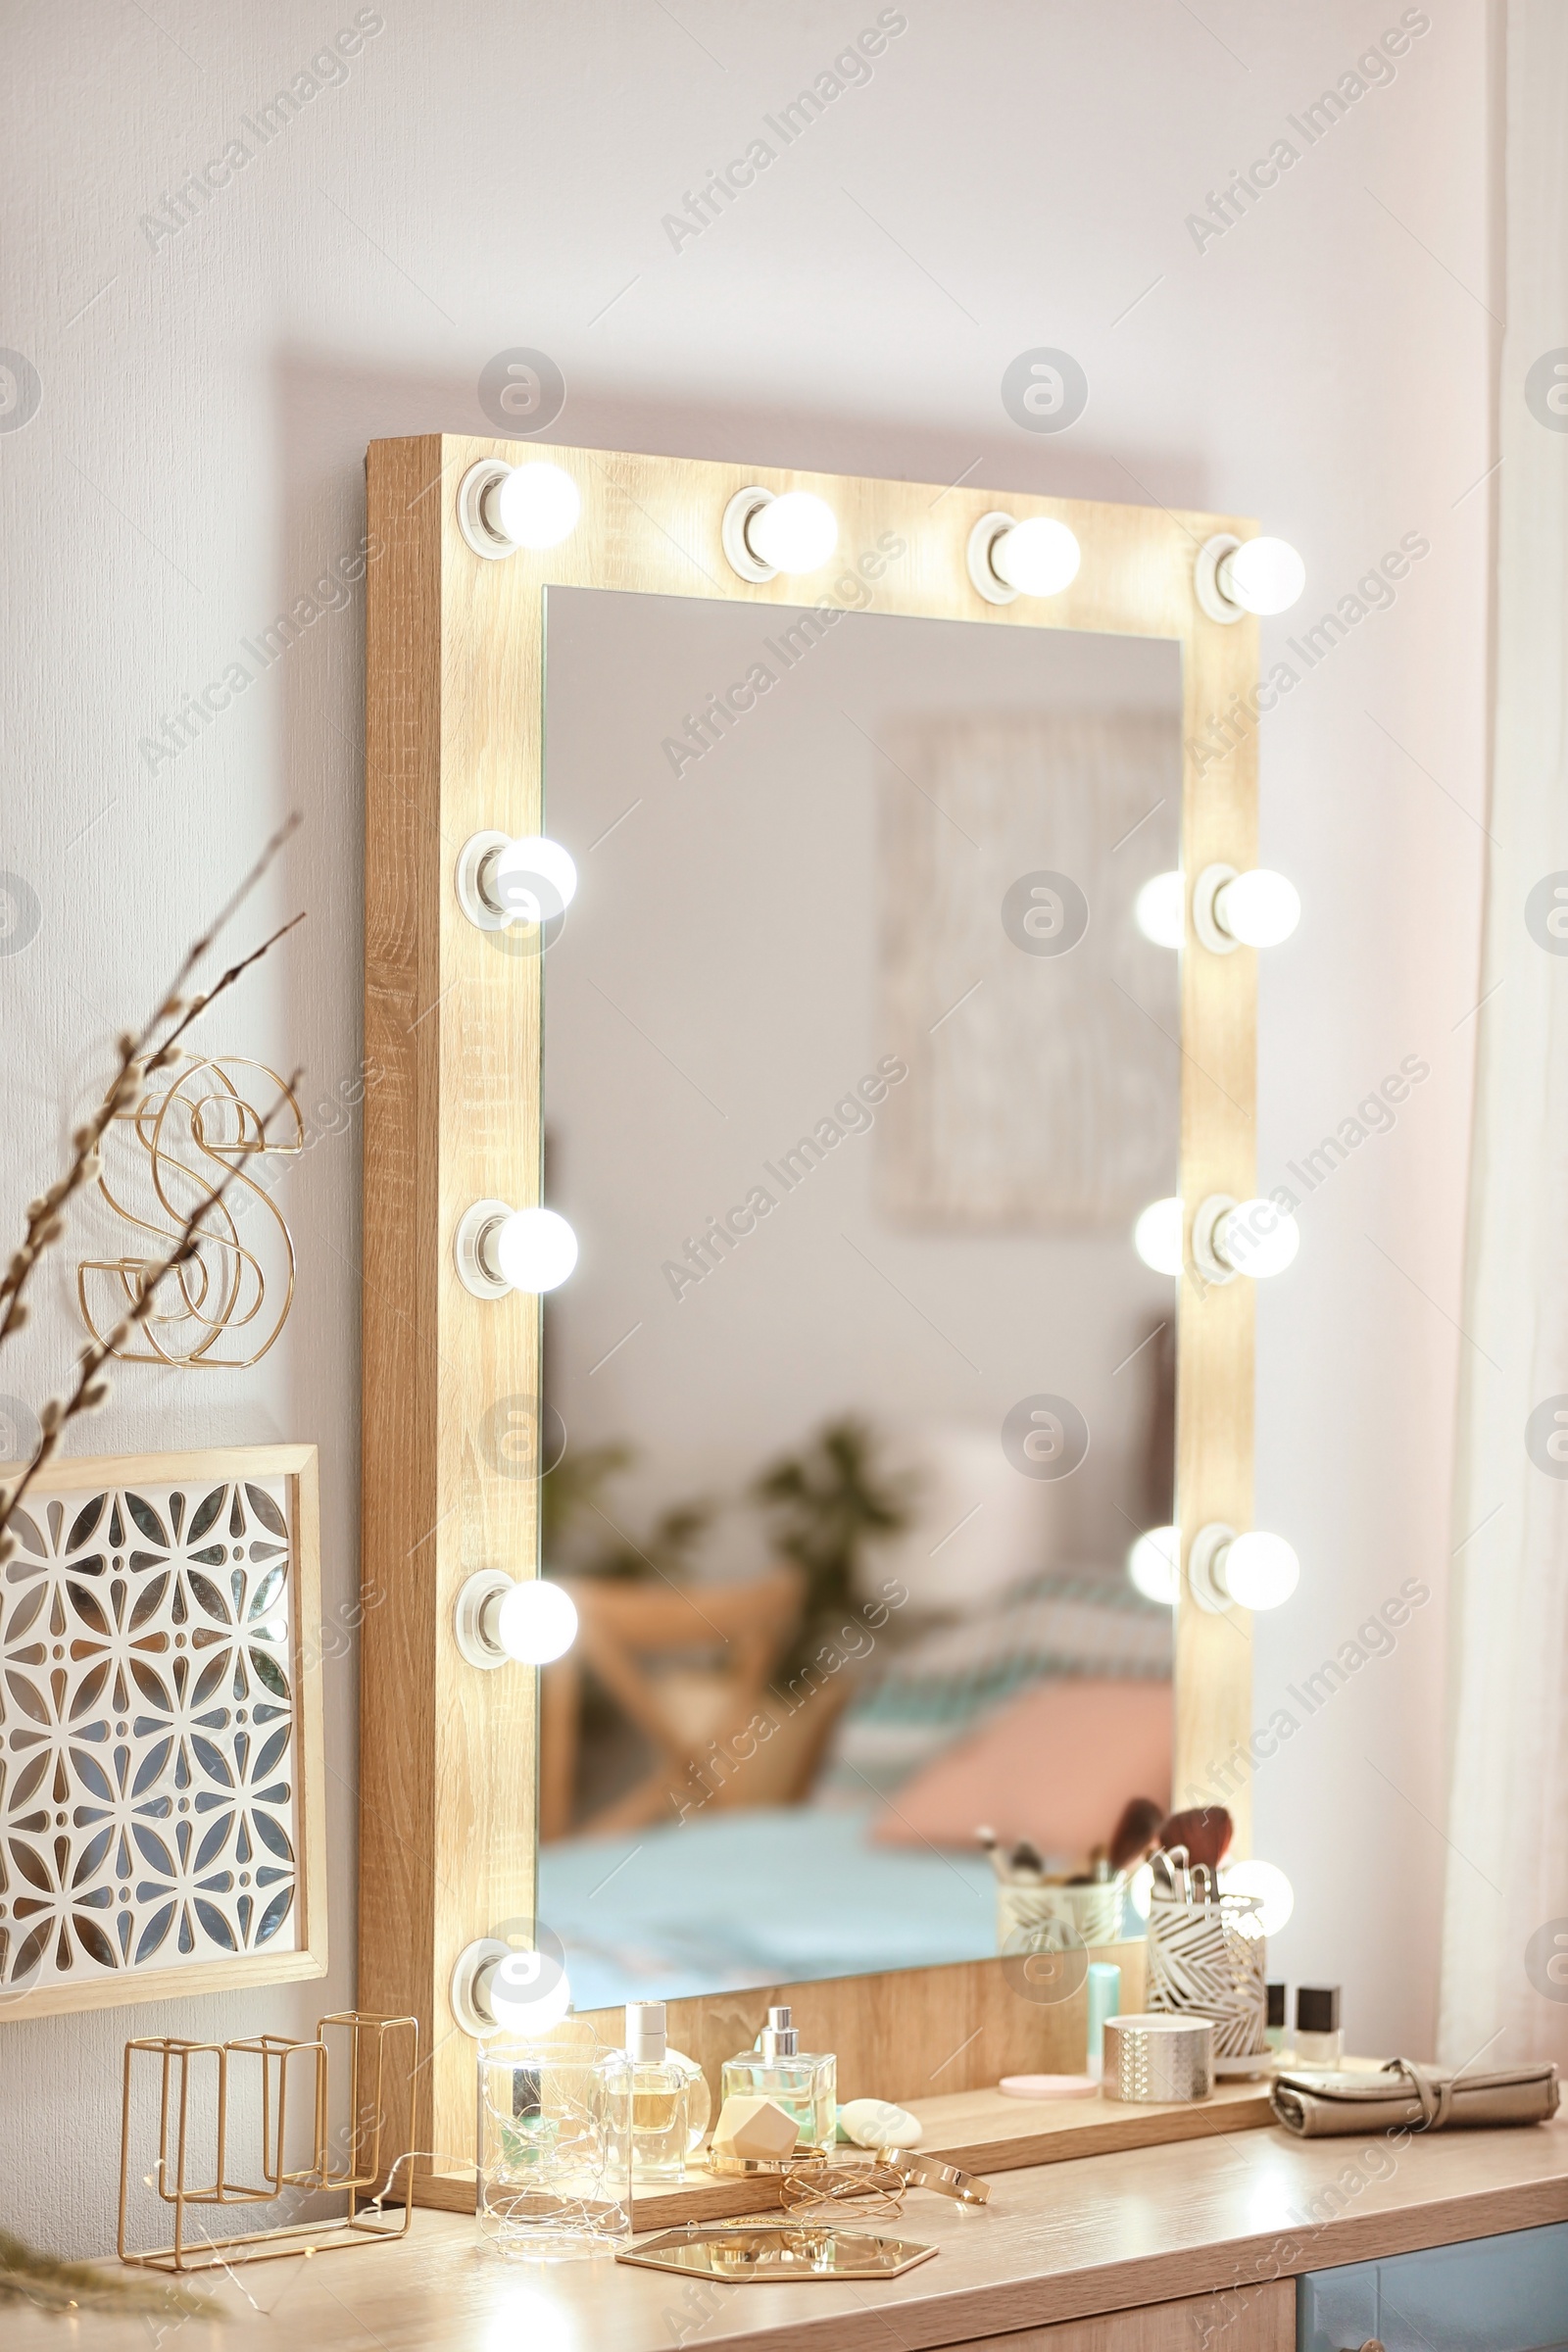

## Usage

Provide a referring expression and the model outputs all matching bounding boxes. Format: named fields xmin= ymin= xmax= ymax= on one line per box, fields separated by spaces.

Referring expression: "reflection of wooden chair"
xmin=540 ymin=1569 xmax=808 ymax=1839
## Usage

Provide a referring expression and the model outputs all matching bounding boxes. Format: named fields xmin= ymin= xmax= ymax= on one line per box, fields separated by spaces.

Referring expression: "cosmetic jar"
xmin=1102 ymin=2013 xmax=1214 ymax=2103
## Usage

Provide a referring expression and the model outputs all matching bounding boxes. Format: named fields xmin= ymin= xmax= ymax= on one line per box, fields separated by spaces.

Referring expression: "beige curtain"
xmin=1438 ymin=1 xmax=1568 ymax=2069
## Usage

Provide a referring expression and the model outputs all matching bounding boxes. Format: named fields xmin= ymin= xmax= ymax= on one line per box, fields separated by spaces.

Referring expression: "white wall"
xmin=0 ymin=0 xmax=1490 ymax=2251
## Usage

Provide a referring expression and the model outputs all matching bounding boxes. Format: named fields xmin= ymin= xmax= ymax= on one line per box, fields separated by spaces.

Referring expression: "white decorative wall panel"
xmin=1 ymin=1471 xmax=303 ymax=2001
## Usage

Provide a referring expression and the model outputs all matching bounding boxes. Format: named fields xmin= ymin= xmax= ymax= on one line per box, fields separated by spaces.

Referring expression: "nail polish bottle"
xmin=1265 ymin=1982 xmax=1288 ymax=2054
xmin=1294 ymin=1984 xmax=1343 ymax=2067
xmin=720 ymin=2006 xmax=835 ymax=2153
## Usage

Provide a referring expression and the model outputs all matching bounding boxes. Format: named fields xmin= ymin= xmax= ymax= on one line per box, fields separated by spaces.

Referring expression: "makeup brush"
xmin=1108 ymin=1796 xmax=1164 ymax=1873
xmin=1008 ymin=1838 xmax=1046 ymax=1881
xmin=1156 ymin=1806 xmax=1233 ymax=1874
xmin=974 ymin=1826 xmax=1010 ymax=1884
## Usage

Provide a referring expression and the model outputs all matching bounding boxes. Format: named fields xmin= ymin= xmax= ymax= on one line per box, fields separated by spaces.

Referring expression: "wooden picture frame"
xmin=362 ymin=437 xmax=1260 ymax=2194
xmin=0 ymin=1443 xmax=326 ymax=2020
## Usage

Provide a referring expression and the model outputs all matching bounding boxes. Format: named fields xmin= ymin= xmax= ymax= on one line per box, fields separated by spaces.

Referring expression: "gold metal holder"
xmin=118 ymin=2011 xmax=417 ymax=2273
xmin=80 ymin=1055 xmax=302 ymax=1368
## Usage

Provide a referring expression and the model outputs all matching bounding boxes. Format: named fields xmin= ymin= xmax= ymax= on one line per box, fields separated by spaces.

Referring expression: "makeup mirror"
xmin=535 ymin=587 xmax=1183 ymax=2009
xmin=361 ymin=437 xmax=1261 ymax=2176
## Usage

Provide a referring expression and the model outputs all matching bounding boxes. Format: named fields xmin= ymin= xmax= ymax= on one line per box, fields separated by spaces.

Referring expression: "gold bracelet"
xmin=882 ymin=2150 xmax=991 ymax=2205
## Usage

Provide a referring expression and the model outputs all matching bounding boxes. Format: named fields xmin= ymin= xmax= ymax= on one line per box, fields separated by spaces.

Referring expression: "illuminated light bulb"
xmin=1135 ymin=870 xmax=1185 ymax=950
xmin=492 ymin=1579 xmax=578 ymax=1665
xmin=452 ymin=1926 xmax=572 ymax=2037
xmin=487 ymin=1949 xmax=572 ymax=2033
xmin=1214 ymin=868 xmax=1301 ymax=948
xmin=455 ymin=1569 xmax=578 ymax=1670
xmin=1213 ymin=1198 xmax=1300 ymax=1280
xmin=456 ymin=831 xmax=577 ymax=934
xmin=989 ymin=516 xmax=1081 ymax=598
xmin=457 ymin=1200 xmax=578 ymax=1298
xmin=745 ymin=491 xmax=838 ymax=573
xmin=1188 ymin=1521 xmax=1300 ymax=1613
xmin=484 ymin=461 xmax=581 ymax=550
xmin=496 ymin=1206 xmax=578 ymax=1293
xmin=1221 ymin=1531 xmax=1299 ymax=1610
xmin=1127 ymin=1526 xmax=1180 ymax=1606
xmin=1219 ymin=1858 xmax=1295 ymax=1938
xmin=490 ymin=835 xmax=577 ymax=926
xmin=1193 ymin=863 xmax=1300 ymax=956
xmin=1216 ymin=536 xmax=1305 ymax=616
xmin=1133 ymin=1197 xmax=1184 ymax=1277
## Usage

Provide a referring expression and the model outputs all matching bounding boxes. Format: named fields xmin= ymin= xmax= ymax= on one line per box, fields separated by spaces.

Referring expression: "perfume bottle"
xmin=720 ymin=2006 xmax=835 ymax=2153
xmin=625 ymin=2002 xmax=709 ymax=2185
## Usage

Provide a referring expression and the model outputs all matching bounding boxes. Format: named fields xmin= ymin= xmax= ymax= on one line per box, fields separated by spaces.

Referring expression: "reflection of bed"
xmin=821 ymin=1564 xmax=1174 ymax=1802
xmin=536 ymin=1804 xmax=999 ymax=2012
xmin=538 ymin=1567 xmax=1170 ymax=2012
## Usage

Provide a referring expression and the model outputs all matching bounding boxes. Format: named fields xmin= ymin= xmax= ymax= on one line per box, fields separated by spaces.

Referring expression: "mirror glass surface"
xmin=536 ymin=585 xmax=1183 ymax=2011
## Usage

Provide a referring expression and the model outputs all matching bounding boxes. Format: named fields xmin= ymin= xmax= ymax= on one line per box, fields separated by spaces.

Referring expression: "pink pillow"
xmin=870 ymin=1678 xmax=1171 ymax=1860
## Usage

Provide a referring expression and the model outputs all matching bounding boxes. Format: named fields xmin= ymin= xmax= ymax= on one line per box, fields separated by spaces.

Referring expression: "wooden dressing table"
xmin=25 ymin=2115 xmax=1568 ymax=2351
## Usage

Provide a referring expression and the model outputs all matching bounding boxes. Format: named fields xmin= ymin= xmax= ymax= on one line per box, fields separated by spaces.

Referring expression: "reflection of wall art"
xmin=0 ymin=1444 xmax=325 ymax=2021
xmin=78 ymin=1057 xmax=302 ymax=1367
xmin=878 ymin=711 xmax=1182 ymax=1230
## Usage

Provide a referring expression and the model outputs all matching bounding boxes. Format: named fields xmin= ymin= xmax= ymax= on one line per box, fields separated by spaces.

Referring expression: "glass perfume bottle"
xmin=719 ymin=2005 xmax=836 ymax=2153
xmin=625 ymin=2002 xmax=709 ymax=2185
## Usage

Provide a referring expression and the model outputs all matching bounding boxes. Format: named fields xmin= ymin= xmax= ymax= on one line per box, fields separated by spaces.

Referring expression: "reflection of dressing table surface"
xmin=38 ymin=2117 xmax=1568 ymax=2350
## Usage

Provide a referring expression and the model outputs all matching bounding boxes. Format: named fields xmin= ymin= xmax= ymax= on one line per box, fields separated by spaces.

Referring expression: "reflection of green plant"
xmin=542 ymin=1442 xmax=713 ymax=1581
xmin=581 ymin=1497 xmax=715 ymax=1582
xmin=752 ymin=1418 xmax=914 ymax=1671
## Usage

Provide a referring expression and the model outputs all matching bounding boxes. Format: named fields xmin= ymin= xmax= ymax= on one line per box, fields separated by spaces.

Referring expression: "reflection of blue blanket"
xmin=537 ymin=1805 xmax=999 ymax=2013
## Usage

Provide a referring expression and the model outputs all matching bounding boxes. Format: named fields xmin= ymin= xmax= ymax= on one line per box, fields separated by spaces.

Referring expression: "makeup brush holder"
xmin=997 ymin=1878 xmax=1124 ymax=1951
xmin=1145 ymin=1889 xmax=1267 ymax=2060
xmin=476 ymin=2035 xmax=632 ymax=2261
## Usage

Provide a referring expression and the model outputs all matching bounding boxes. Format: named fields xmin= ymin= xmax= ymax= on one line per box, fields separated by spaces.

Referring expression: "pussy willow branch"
xmin=0 ymin=813 xmax=302 ymax=1352
xmin=0 ymin=1069 xmax=304 ymax=1555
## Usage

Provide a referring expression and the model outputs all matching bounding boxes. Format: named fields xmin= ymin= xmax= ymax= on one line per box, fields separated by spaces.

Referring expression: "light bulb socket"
xmin=1192 ymin=863 xmax=1243 ymax=956
xmin=455 ymin=831 xmax=514 ymax=930
xmin=1187 ymin=1521 xmax=1240 ymax=1614
xmin=1192 ymin=1194 xmax=1241 ymax=1286
xmin=454 ymin=1569 xmax=516 ymax=1669
xmin=1195 ymin=532 xmax=1249 ymax=624
xmin=455 ymin=1200 xmax=516 ymax=1298
xmin=457 ymin=460 xmax=523 ymax=561
xmin=722 ymin=485 xmax=783 ymax=582
xmin=450 ymin=1936 xmax=512 ymax=2035
xmin=965 ymin=511 xmax=1024 ymax=606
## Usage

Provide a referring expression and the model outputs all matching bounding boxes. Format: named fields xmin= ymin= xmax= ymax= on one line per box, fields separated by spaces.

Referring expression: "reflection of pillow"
xmin=818 ymin=1567 xmax=1172 ymax=1804
xmin=869 ymin=1677 xmax=1171 ymax=1861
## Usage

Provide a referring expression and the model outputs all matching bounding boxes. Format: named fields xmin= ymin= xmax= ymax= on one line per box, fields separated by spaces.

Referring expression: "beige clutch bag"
xmin=1271 ymin=2056 xmax=1559 ymax=2136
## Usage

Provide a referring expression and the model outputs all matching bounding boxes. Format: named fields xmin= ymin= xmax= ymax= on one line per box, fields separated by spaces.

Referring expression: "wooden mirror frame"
xmin=361 ymin=434 xmax=1260 ymax=2198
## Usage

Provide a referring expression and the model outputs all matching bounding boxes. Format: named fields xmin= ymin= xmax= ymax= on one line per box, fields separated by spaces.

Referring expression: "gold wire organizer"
xmin=118 ymin=2011 xmax=417 ymax=2273
xmin=79 ymin=1054 xmax=302 ymax=1368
